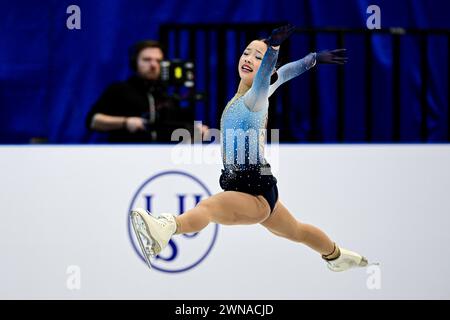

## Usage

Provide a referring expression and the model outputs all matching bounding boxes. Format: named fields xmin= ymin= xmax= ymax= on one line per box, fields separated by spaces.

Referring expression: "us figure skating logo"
xmin=128 ymin=170 xmax=219 ymax=273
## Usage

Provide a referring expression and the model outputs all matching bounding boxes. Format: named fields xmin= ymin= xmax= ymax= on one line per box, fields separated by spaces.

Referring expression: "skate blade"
xmin=356 ymin=256 xmax=380 ymax=268
xmin=361 ymin=256 xmax=381 ymax=267
xmin=130 ymin=211 xmax=155 ymax=269
xmin=360 ymin=256 xmax=369 ymax=267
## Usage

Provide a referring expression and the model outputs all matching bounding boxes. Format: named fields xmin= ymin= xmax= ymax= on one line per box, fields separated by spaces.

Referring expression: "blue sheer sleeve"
xmin=242 ymin=46 xmax=279 ymax=112
xmin=268 ymin=52 xmax=316 ymax=97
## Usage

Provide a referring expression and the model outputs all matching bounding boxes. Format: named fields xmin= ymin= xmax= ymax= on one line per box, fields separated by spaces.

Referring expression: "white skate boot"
xmin=326 ymin=247 xmax=368 ymax=272
xmin=130 ymin=208 xmax=177 ymax=268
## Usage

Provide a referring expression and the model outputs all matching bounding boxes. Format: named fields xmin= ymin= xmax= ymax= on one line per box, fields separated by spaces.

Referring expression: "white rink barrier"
xmin=1 ymin=144 xmax=449 ymax=299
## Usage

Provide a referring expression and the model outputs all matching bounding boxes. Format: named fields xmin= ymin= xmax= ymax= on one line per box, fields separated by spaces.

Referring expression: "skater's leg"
xmin=131 ymin=191 xmax=270 ymax=260
xmin=175 ymin=191 xmax=271 ymax=234
xmin=260 ymin=200 xmax=368 ymax=271
xmin=260 ymin=200 xmax=336 ymax=256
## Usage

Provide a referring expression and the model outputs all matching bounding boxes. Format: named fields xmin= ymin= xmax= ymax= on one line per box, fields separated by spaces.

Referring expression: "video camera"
xmin=160 ymin=59 xmax=195 ymax=88
xmin=160 ymin=59 xmax=206 ymax=103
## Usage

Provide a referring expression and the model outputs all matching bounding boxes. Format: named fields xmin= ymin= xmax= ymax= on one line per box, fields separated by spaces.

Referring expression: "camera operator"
xmin=86 ymin=40 xmax=206 ymax=143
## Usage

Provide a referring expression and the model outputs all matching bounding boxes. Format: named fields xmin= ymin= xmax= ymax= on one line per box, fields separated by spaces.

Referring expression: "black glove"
xmin=316 ymin=49 xmax=348 ymax=65
xmin=266 ymin=24 xmax=296 ymax=47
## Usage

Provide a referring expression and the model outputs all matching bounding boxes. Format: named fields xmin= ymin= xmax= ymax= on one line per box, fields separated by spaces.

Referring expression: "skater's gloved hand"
xmin=266 ymin=24 xmax=296 ymax=47
xmin=316 ymin=49 xmax=348 ymax=65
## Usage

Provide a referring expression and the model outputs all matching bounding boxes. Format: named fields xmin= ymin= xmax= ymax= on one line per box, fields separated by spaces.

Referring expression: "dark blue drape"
xmin=0 ymin=0 xmax=449 ymax=143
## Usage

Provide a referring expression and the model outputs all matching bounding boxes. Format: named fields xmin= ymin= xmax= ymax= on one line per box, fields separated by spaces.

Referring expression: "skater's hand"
xmin=267 ymin=24 xmax=296 ymax=47
xmin=316 ymin=49 xmax=348 ymax=65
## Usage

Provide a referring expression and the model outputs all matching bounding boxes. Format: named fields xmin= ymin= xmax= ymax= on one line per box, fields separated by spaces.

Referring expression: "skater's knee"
xmin=263 ymin=221 xmax=305 ymax=242
xmin=295 ymin=222 xmax=309 ymax=243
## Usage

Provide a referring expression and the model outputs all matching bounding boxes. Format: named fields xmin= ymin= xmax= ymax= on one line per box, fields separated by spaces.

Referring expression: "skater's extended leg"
xmin=175 ymin=191 xmax=271 ymax=234
xmin=260 ymin=200 xmax=336 ymax=256
xmin=130 ymin=190 xmax=271 ymax=261
xmin=260 ymin=200 xmax=368 ymax=271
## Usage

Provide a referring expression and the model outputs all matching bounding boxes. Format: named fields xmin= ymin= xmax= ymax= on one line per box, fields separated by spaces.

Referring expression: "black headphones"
xmin=128 ymin=46 xmax=139 ymax=72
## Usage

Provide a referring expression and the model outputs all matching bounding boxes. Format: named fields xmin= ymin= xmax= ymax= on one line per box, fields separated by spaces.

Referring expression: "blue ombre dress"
xmin=219 ymin=46 xmax=317 ymax=201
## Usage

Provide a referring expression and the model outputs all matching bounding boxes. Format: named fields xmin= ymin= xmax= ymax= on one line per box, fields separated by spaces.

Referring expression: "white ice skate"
xmin=326 ymin=247 xmax=369 ymax=272
xmin=130 ymin=208 xmax=176 ymax=269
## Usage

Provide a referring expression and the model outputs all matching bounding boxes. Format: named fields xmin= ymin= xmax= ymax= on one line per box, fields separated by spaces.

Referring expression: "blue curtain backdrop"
xmin=0 ymin=0 xmax=449 ymax=143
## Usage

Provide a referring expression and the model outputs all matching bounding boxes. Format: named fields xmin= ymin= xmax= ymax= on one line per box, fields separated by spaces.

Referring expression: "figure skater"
xmin=130 ymin=25 xmax=368 ymax=272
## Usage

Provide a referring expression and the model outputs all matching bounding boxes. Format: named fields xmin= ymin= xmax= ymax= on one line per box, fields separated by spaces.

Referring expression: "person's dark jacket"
xmin=86 ymin=76 xmax=194 ymax=143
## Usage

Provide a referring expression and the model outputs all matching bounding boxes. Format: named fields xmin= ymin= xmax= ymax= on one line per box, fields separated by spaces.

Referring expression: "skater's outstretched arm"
xmin=242 ymin=46 xmax=278 ymax=112
xmin=268 ymin=53 xmax=317 ymax=97
xmin=243 ymin=24 xmax=295 ymax=112
xmin=268 ymin=48 xmax=348 ymax=97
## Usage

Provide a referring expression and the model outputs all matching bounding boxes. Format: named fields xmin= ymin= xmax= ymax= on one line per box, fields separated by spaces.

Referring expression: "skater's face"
xmin=238 ymin=40 xmax=268 ymax=87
